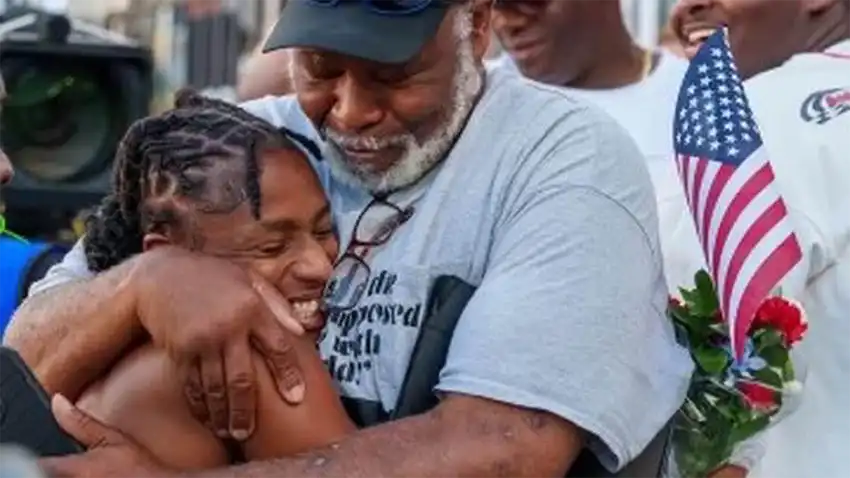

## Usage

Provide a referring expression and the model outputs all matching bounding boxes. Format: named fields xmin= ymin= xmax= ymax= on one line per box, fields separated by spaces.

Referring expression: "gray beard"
xmin=322 ymin=15 xmax=482 ymax=194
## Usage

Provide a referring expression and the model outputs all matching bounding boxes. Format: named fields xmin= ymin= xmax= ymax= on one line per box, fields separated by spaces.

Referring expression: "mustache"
xmin=323 ymin=128 xmax=413 ymax=151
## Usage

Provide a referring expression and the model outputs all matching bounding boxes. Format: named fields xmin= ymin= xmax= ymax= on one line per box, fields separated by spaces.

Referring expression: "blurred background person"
xmin=490 ymin=0 xmax=692 ymax=304
xmin=670 ymin=1 xmax=850 ymax=478
xmin=671 ymin=0 xmax=849 ymax=80
xmin=0 ymin=76 xmax=12 ymax=187
xmin=235 ymin=3 xmax=294 ymax=102
xmin=659 ymin=19 xmax=686 ymax=58
xmin=236 ymin=43 xmax=292 ymax=101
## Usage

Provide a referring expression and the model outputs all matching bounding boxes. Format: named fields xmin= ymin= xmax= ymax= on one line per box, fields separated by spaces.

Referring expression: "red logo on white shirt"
xmin=800 ymin=87 xmax=850 ymax=124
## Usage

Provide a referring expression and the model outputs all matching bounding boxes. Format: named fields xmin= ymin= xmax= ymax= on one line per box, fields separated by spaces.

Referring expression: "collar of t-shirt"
xmin=824 ymin=38 xmax=850 ymax=58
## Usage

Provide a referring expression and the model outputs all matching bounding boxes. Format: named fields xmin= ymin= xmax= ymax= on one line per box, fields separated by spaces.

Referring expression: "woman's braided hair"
xmin=84 ymin=89 xmax=320 ymax=273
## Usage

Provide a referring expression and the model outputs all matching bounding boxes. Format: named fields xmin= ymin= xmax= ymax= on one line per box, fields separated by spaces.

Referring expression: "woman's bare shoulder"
xmin=77 ymin=344 xmax=229 ymax=470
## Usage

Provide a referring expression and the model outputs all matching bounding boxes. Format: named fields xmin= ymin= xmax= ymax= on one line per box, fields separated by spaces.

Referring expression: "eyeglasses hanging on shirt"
xmin=323 ymin=194 xmax=415 ymax=311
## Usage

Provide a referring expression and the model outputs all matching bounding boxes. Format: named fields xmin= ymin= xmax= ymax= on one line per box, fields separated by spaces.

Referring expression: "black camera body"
xmin=0 ymin=7 xmax=152 ymax=220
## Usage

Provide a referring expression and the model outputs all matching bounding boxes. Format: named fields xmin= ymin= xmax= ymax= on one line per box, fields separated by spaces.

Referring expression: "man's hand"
xmin=39 ymin=395 xmax=172 ymax=478
xmin=133 ymin=246 xmax=311 ymax=440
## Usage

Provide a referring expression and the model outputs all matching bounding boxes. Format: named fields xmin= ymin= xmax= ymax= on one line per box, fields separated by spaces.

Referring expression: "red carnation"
xmin=751 ymin=297 xmax=808 ymax=346
xmin=738 ymin=381 xmax=777 ymax=411
xmin=669 ymin=296 xmax=684 ymax=309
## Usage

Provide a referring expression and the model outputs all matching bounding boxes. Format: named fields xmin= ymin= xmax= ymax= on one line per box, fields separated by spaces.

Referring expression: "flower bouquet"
xmin=668 ymin=270 xmax=806 ymax=477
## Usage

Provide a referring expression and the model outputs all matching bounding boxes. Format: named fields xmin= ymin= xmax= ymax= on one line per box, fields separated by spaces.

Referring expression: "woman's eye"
xmin=258 ymin=242 xmax=289 ymax=255
xmin=314 ymin=227 xmax=335 ymax=239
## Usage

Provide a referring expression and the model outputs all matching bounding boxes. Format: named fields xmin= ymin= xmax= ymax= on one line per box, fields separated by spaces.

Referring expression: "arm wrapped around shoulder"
xmin=435 ymin=109 xmax=694 ymax=472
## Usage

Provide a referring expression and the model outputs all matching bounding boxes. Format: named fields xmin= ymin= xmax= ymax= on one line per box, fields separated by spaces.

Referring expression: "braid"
xmin=84 ymin=120 xmax=154 ymax=272
xmin=84 ymin=89 xmax=319 ymax=272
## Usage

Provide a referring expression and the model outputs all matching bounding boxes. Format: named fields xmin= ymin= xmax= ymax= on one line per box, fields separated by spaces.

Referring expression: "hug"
xmin=3 ymin=1 xmax=691 ymax=477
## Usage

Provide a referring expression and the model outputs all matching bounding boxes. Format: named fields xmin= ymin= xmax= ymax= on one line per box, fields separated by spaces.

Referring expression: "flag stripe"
xmin=710 ymin=161 xmax=775 ymax=283
xmin=699 ymin=163 xmax=734 ymax=256
xmin=695 ymin=160 xmax=720 ymax=234
xmin=704 ymin=151 xmax=768 ymax=273
xmin=730 ymin=234 xmax=803 ymax=354
xmin=721 ymin=199 xmax=789 ymax=317
xmin=713 ymin=169 xmax=782 ymax=300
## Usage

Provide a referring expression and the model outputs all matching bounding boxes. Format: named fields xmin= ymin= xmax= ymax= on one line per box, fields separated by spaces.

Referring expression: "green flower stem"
xmin=0 ymin=214 xmax=28 ymax=243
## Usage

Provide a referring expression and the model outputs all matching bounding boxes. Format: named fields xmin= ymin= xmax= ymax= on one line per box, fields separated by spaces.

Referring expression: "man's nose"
xmin=670 ymin=0 xmax=717 ymax=45
xmin=672 ymin=0 xmax=716 ymax=26
xmin=492 ymin=1 xmax=539 ymax=31
xmin=329 ymin=74 xmax=384 ymax=134
xmin=0 ymin=149 xmax=13 ymax=185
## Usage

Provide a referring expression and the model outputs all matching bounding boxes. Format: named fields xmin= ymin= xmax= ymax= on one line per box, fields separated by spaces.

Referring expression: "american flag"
xmin=673 ymin=29 xmax=802 ymax=360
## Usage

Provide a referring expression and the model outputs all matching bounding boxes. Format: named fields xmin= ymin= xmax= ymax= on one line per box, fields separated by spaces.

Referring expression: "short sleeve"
xmin=239 ymin=94 xmax=310 ymax=133
xmin=435 ymin=116 xmax=693 ymax=471
xmin=28 ymin=239 xmax=93 ymax=297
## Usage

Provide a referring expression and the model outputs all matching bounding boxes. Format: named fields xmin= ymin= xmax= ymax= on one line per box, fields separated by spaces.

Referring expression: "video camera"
xmin=0 ymin=6 xmax=152 ymax=240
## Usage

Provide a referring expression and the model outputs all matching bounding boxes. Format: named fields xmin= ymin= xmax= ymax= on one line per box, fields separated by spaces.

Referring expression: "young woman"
xmin=75 ymin=90 xmax=355 ymax=470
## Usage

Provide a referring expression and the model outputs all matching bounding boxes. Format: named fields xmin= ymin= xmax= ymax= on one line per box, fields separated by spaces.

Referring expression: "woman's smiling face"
xmin=143 ymin=147 xmax=339 ymax=331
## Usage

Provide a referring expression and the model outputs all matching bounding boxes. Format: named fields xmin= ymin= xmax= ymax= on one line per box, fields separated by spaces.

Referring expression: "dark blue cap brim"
xmin=263 ymin=1 xmax=449 ymax=64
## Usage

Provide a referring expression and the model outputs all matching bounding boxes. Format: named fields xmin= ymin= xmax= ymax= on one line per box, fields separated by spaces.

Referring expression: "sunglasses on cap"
xmin=305 ymin=0 xmax=442 ymax=16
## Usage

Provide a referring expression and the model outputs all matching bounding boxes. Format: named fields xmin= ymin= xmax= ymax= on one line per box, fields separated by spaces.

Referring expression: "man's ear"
xmin=470 ymin=0 xmax=493 ymax=63
xmin=142 ymin=232 xmax=171 ymax=252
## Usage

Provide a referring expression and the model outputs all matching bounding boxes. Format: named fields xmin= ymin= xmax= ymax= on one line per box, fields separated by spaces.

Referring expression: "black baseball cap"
xmin=262 ymin=0 xmax=451 ymax=64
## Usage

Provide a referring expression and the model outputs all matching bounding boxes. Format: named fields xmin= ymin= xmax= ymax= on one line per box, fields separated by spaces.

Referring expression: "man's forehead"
xmin=291 ymin=25 xmax=446 ymax=68
xmin=292 ymin=47 xmax=414 ymax=71
xmin=286 ymin=3 xmax=462 ymax=66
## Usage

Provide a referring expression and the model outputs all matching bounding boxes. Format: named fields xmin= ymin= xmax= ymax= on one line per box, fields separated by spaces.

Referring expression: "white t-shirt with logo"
xmin=29 ymin=66 xmax=692 ymax=471
xmin=492 ymin=46 xmax=850 ymax=475
xmin=620 ymin=42 xmax=850 ymax=477
xmin=739 ymin=42 xmax=850 ymax=478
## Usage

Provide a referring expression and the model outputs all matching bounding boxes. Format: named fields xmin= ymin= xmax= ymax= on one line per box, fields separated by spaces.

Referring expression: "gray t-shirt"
xmin=29 ymin=67 xmax=692 ymax=471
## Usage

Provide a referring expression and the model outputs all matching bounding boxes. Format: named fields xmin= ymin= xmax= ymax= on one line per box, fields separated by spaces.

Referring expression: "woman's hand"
xmin=132 ymin=246 xmax=308 ymax=440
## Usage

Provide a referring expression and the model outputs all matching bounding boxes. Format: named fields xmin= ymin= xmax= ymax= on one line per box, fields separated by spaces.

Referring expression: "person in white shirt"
xmin=670 ymin=1 xmax=850 ymax=477
xmin=489 ymin=0 xmax=693 ymax=302
xmin=490 ymin=6 xmax=749 ymax=475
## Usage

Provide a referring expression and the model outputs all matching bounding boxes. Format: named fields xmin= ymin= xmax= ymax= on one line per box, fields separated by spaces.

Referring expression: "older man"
xmin=669 ymin=1 xmax=850 ymax=478
xmin=6 ymin=1 xmax=691 ymax=476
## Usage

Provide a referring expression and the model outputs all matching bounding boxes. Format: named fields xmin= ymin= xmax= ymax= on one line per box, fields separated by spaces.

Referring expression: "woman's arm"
xmin=77 ymin=335 xmax=354 ymax=470
xmin=241 ymin=335 xmax=355 ymax=460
